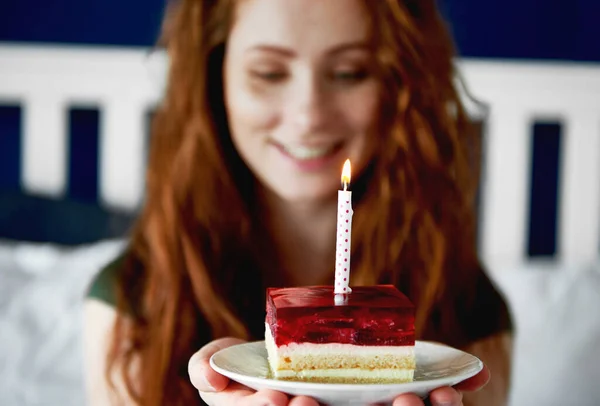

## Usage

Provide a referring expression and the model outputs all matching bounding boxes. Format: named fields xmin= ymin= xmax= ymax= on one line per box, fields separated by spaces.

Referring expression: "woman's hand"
xmin=392 ymin=365 xmax=490 ymax=406
xmin=188 ymin=337 xmax=319 ymax=406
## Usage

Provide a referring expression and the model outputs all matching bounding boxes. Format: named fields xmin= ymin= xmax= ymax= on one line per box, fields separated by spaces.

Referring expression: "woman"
xmin=84 ymin=0 xmax=513 ymax=405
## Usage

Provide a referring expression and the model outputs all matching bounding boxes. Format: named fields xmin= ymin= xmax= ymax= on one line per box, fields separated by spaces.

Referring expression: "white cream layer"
xmin=275 ymin=367 xmax=414 ymax=381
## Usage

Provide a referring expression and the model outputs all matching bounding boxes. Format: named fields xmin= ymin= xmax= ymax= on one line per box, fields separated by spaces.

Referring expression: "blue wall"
xmin=0 ymin=0 xmax=165 ymax=47
xmin=1 ymin=0 xmax=599 ymax=61
xmin=442 ymin=0 xmax=600 ymax=62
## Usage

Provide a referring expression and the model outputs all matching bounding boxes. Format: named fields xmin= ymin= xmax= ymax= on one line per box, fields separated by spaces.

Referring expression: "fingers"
xmin=428 ymin=386 xmax=463 ymax=405
xmin=188 ymin=337 xmax=246 ymax=392
xmin=199 ymin=382 xmax=254 ymax=405
xmin=199 ymin=382 xmax=318 ymax=406
xmin=393 ymin=387 xmax=463 ymax=406
xmin=453 ymin=364 xmax=490 ymax=392
xmin=200 ymin=382 xmax=289 ymax=406
xmin=392 ymin=393 xmax=427 ymax=406
xmin=288 ymin=395 xmax=320 ymax=406
xmin=244 ymin=389 xmax=290 ymax=406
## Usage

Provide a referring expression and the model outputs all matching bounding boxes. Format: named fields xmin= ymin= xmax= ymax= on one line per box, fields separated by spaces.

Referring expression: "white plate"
xmin=210 ymin=340 xmax=483 ymax=405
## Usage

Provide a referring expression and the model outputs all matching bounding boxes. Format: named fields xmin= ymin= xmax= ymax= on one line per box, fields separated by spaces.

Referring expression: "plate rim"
xmin=209 ymin=339 xmax=483 ymax=391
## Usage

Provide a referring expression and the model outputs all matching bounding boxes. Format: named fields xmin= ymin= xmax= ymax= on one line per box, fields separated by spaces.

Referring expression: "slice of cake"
xmin=265 ymin=285 xmax=415 ymax=383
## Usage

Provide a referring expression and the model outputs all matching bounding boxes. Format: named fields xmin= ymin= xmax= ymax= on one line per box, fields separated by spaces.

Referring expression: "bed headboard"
xmin=1 ymin=43 xmax=599 ymax=264
xmin=0 ymin=44 xmax=166 ymax=209
xmin=460 ymin=61 xmax=600 ymax=265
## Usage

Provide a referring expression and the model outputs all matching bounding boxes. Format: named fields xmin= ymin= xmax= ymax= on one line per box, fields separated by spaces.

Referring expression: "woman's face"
xmin=224 ymin=0 xmax=381 ymax=203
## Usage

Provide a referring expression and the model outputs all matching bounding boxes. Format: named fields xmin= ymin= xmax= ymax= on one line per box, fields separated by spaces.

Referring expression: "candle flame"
xmin=341 ymin=159 xmax=351 ymax=189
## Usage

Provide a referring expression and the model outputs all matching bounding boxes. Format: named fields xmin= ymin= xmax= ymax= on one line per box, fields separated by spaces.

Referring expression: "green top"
xmin=87 ymin=253 xmax=125 ymax=308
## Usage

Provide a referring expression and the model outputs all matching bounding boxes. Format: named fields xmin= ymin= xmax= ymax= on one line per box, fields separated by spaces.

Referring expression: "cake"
xmin=265 ymin=285 xmax=416 ymax=383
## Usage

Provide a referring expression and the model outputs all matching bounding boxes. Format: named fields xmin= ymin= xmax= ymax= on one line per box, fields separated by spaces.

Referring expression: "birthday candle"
xmin=335 ymin=159 xmax=353 ymax=294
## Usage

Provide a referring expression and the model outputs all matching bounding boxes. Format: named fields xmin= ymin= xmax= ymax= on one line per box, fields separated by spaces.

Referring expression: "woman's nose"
xmin=291 ymin=76 xmax=329 ymax=134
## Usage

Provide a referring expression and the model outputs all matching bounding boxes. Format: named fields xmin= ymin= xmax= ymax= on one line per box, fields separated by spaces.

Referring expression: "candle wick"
xmin=343 ymin=181 xmax=347 ymax=192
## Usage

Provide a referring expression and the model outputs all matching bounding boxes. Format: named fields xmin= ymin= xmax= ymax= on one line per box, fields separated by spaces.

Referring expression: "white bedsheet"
xmin=0 ymin=239 xmax=599 ymax=405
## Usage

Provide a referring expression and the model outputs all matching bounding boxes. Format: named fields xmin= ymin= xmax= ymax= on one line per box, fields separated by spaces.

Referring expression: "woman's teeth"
xmin=283 ymin=144 xmax=336 ymax=160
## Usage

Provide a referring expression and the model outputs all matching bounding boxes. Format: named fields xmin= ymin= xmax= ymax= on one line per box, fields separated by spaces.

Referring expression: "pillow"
xmin=488 ymin=261 xmax=600 ymax=405
xmin=0 ymin=239 xmax=124 ymax=406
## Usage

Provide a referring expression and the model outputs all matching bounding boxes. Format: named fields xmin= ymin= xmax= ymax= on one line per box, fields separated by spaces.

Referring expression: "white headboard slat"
xmin=23 ymin=96 xmax=68 ymax=197
xmin=480 ymin=106 xmax=531 ymax=263
xmin=100 ymin=97 xmax=147 ymax=210
xmin=560 ymin=109 xmax=600 ymax=264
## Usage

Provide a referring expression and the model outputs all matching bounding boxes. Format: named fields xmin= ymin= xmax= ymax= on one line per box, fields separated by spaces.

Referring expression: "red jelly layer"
xmin=266 ymin=285 xmax=414 ymax=347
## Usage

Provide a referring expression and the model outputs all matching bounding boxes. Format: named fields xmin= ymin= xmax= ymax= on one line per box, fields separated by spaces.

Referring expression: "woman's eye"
xmin=250 ymin=70 xmax=287 ymax=82
xmin=331 ymin=70 xmax=368 ymax=83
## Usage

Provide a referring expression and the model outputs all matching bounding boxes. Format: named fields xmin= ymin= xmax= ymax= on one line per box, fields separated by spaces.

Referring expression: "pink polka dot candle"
xmin=335 ymin=159 xmax=353 ymax=295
